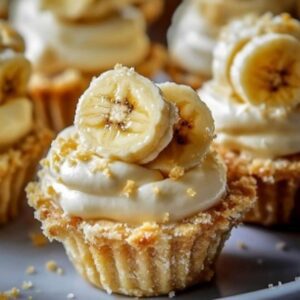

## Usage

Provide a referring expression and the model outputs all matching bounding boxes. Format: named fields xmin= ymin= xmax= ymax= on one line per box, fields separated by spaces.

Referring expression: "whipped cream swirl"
xmin=40 ymin=127 xmax=227 ymax=223
xmin=168 ymin=0 xmax=295 ymax=76
xmin=11 ymin=0 xmax=150 ymax=74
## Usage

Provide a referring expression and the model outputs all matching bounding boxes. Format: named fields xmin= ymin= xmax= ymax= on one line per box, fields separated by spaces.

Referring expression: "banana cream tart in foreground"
xmin=11 ymin=0 xmax=166 ymax=132
xmin=26 ymin=65 xmax=255 ymax=297
xmin=0 ymin=21 xmax=52 ymax=225
xmin=166 ymin=0 xmax=296 ymax=88
xmin=200 ymin=13 xmax=300 ymax=226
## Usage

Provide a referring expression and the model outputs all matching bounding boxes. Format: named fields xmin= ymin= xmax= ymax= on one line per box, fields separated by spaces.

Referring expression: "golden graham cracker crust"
xmin=29 ymin=44 xmax=167 ymax=133
xmin=26 ymin=176 xmax=255 ymax=297
xmin=217 ymin=146 xmax=300 ymax=226
xmin=0 ymin=127 xmax=53 ymax=225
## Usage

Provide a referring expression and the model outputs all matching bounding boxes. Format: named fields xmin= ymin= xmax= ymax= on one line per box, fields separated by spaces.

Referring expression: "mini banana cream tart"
xmin=166 ymin=0 xmax=296 ymax=89
xmin=11 ymin=0 xmax=166 ymax=132
xmin=199 ymin=13 xmax=300 ymax=226
xmin=26 ymin=65 xmax=255 ymax=297
xmin=0 ymin=21 xmax=52 ymax=225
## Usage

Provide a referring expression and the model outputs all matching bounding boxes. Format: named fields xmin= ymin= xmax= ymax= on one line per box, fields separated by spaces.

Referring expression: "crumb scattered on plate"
xmin=45 ymin=260 xmax=64 ymax=275
xmin=22 ymin=281 xmax=33 ymax=290
xmin=25 ymin=266 xmax=36 ymax=275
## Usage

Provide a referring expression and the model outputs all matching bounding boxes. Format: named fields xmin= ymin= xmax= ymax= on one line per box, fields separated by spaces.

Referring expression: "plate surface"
xmin=1 ymin=206 xmax=300 ymax=300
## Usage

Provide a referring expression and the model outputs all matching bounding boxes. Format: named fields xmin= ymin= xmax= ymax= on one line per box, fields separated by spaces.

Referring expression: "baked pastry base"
xmin=27 ymin=176 xmax=255 ymax=297
xmin=217 ymin=146 xmax=300 ymax=226
xmin=29 ymin=44 xmax=167 ymax=133
xmin=0 ymin=127 xmax=52 ymax=225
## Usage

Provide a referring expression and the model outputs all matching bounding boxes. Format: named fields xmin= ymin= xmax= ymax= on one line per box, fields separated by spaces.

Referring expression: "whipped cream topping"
xmin=11 ymin=0 xmax=150 ymax=74
xmin=0 ymin=98 xmax=33 ymax=150
xmin=200 ymin=84 xmax=300 ymax=158
xmin=40 ymin=127 xmax=227 ymax=223
xmin=199 ymin=14 xmax=300 ymax=158
xmin=168 ymin=0 xmax=296 ymax=76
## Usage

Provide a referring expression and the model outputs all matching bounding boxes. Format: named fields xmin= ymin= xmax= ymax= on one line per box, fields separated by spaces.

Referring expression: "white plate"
xmin=1 ymin=206 xmax=299 ymax=300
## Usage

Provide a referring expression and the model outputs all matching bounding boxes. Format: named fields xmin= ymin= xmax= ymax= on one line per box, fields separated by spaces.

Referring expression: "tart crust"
xmin=217 ymin=146 xmax=300 ymax=226
xmin=26 ymin=176 xmax=255 ymax=297
xmin=0 ymin=127 xmax=52 ymax=225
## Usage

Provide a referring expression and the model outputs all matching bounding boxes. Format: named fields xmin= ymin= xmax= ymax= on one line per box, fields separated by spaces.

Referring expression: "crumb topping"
xmin=168 ymin=166 xmax=185 ymax=180
xmin=21 ymin=281 xmax=33 ymax=290
xmin=25 ymin=266 xmax=36 ymax=275
xmin=122 ymin=180 xmax=137 ymax=198
xmin=186 ymin=188 xmax=196 ymax=197
xmin=58 ymin=138 xmax=78 ymax=157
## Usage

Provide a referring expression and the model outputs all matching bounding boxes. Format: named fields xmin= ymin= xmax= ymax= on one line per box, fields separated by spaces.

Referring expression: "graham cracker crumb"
xmin=237 ymin=241 xmax=248 ymax=250
xmin=25 ymin=266 xmax=36 ymax=275
xmin=1 ymin=287 xmax=20 ymax=299
xmin=59 ymin=138 xmax=78 ymax=156
xmin=29 ymin=232 xmax=48 ymax=247
xmin=275 ymin=241 xmax=287 ymax=251
xmin=47 ymin=186 xmax=58 ymax=197
xmin=45 ymin=260 xmax=58 ymax=272
xmin=122 ymin=180 xmax=137 ymax=198
xmin=169 ymin=166 xmax=185 ymax=180
xmin=186 ymin=188 xmax=197 ymax=197
xmin=22 ymin=281 xmax=33 ymax=290
xmin=76 ymin=151 xmax=92 ymax=162
xmin=168 ymin=291 xmax=175 ymax=298
xmin=66 ymin=293 xmax=75 ymax=299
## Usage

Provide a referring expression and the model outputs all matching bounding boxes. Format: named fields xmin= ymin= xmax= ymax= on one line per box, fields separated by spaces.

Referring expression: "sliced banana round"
xmin=0 ymin=50 xmax=31 ymax=103
xmin=230 ymin=33 xmax=300 ymax=108
xmin=147 ymin=82 xmax=215 ymax=175
xmin=0 ymin=21 xmax=25 ymax=53
xmin=75 ymin=65 xmax=176 ymax=163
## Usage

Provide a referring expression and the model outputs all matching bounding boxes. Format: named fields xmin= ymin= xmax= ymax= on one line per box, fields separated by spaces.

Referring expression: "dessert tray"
xmin=1 ymin=205 xmax=299 ymax=300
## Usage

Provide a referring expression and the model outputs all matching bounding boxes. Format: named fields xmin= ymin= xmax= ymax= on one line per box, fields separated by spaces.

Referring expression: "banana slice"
xmin=0 ymin=21 xmax=25 ymax=53
xmin=75 ymin=65 xmax=176 ymax=163
xmin=0 ymin=50 xmax=31 ymax=103
xmin=230 ymin=33 xmax=300 ymax=107
xmin=147 ymin=82 xmax=214 ymax=174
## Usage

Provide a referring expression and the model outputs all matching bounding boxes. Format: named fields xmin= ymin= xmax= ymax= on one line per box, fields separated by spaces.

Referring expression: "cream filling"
xmin=168 ymin=0 xmax=295 ymax=77
xmin=167 ymin=1 xmax=218 ymax=77
xmin=0 ymin=98 xmax=33 ymax=150
xmin=199 ymin=83 xmax=300 ymax=158
xmin=40 ymin=127 xmax=227 ymax=223
xmin=11 ymin=0 xmax=150 ymax=74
